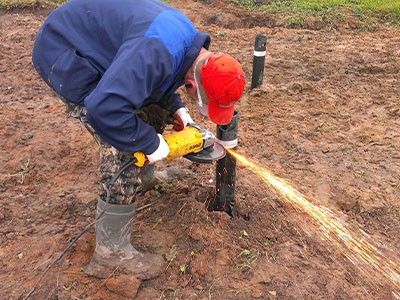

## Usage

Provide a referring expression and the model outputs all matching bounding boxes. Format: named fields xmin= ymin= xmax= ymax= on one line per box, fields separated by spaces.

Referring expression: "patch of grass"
xmin=2 ymin=0 xmax=398 ymax=28
xmin=228 ymin=0 xmax=256 ymax=10
xmin=179 ymin=263 xmax=187 ymax=274
xmin=0 ymin=0 xmax=64 ymax=9
xmin=8 ymin=158 xmax=31 ymax=184
xmin=229 ymin=0 xmax=400 ymax=28
xmin=0 ymin=0 xmax=172 ymax=9
xmin=151 ymin=242 xmax=164 ymax=254
xmin=235 ymin=249 xmax=258 ymax=272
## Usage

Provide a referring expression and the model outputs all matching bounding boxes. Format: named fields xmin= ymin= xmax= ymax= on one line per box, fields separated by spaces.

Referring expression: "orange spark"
xmin=228 ymin=149 xmax=400 ymax=297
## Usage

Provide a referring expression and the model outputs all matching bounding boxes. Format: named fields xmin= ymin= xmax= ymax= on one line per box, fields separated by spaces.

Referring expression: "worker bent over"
xmin=32 ymin=0 xmax=245 ymax=280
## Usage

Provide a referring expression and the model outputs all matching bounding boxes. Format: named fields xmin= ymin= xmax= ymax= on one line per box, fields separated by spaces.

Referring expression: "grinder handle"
xmin=132 ymin=152 xmax=147 ymax=167
xmin=133 ymin=126 xmax=205 ymax=167
xmin=164 ymin=126 xmax=204 ymax=160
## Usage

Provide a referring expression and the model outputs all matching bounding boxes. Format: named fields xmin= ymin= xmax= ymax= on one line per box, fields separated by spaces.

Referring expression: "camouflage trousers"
xmin=63 ymin=101 xmax=167 ymax=205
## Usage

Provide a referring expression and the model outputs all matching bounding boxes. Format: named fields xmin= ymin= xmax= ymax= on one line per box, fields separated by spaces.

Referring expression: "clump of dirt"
xmin=1 ymin=0 xmax=399 ymax=299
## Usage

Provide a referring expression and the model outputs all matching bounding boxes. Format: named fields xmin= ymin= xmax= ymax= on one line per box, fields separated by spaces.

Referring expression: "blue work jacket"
xmin=32 ymin=0 xmax=210 ymax=154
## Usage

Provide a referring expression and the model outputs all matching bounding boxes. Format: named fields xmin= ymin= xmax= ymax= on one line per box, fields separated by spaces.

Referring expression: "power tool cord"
xmin=23 ymin=157 xmax=138 ymax=300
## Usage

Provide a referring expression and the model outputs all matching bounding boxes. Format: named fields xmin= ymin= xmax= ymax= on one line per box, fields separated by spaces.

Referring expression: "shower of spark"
xmin=228 ymin=149 xmax=400 ymax=297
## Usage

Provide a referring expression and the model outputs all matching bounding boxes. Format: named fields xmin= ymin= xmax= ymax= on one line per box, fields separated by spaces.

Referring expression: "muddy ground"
xmin=1 ymin=1 xmax=399 ymax=299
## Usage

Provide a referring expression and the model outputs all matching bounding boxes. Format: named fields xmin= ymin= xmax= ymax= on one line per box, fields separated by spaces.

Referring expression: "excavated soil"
xmin=1 ymin=1 xmax=399 ymax=299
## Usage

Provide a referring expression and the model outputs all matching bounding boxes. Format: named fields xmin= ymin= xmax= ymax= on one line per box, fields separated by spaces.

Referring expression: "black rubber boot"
xmin=84 ymin=199 xmax=164 ymax=280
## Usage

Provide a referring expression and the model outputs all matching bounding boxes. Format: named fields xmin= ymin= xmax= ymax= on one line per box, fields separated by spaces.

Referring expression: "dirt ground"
xmin=1 ymin=1 xmax=399 ymax=299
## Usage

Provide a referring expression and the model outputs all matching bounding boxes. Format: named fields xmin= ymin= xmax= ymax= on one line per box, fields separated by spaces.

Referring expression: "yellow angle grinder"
xmin=133 ymin=124 xmax=226 ymax=167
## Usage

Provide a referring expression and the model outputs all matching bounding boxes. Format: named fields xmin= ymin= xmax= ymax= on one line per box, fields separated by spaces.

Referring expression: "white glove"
xmin=173 ymin=107 xmax=194 ymax=131
xmin=146 ymin=134 xmax=170 ymax=164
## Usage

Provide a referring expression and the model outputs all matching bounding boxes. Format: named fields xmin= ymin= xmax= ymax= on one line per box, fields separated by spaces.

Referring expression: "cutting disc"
xmin=184 ymin=142 xmax=226 ymax=164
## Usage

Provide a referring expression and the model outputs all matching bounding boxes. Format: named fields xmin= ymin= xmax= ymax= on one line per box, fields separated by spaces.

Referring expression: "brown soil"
xmin=1 ymin=1 xmax=399 ymax=299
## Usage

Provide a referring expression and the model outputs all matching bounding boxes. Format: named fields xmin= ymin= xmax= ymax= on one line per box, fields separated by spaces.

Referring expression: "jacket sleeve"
xmin=85 ymin=38 xmax=175 ymax=154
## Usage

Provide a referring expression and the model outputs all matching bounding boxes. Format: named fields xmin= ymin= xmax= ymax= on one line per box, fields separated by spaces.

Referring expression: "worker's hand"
xmin=146 ymin=134 xmax=170 ymax=164
xmin=172 ymin=107 xmax=194 ymax=131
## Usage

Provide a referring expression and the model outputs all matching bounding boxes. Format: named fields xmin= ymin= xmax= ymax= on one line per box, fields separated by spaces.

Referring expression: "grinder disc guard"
xmin=184 ymin=142 xmax=226 ymax=164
